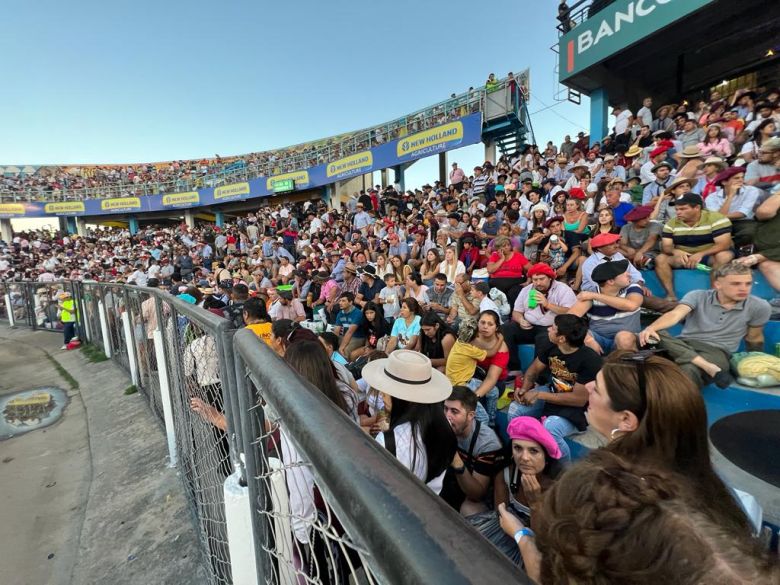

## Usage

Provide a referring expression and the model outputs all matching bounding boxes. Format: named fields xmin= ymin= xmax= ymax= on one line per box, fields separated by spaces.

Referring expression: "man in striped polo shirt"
xmin=471 ymin=166 xmax=489 ymax=200
xmin=568 ymin=259 xmax=644 ymax=354
xmin=654 ymin=192 xmax=734 ymax=301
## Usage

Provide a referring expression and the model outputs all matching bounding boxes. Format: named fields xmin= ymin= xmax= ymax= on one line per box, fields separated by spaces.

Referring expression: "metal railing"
xmin=1 ymin=74 xmax=528 ymax=203
xmin=1 ymin=280 xmax=530 ymax=585
xmin=231 ymin=328 xmax=523 ymax=585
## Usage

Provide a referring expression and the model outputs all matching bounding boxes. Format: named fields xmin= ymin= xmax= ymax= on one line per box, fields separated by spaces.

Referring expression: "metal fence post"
xmin=223 ymin=472 xmax=259 ymax=585
xmin=80 ymin=297 xmax=91 ymax=342
xmin=4 ymin=292 xmax=14 ymax=327
xmin=121 ymin=310 xmax=140 ymax=386
xmin=97 ymin=299 xmax=112 ymax=358
xmin=232 ymin=348 xmax=272 ymax=583
xmin=153 ymin=328 xmax=178 ymax=468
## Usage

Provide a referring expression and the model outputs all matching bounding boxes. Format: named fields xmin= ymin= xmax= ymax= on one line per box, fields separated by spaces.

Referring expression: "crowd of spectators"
xmin=1 ymin=81 xmax=779 ymax=583
xmin=0 ymin=75 xmax=509 ymax=202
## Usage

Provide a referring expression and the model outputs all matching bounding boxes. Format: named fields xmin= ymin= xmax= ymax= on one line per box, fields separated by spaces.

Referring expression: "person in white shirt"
xmin=612 ymin=104 xmax=634 ymax=136
xmin=636 ymin=97 xmax=653 ymax=127
xmin=362 ymin=350 xmax=456 ymax=495
xmin=473 ymin=282 xmax=501 ymax=317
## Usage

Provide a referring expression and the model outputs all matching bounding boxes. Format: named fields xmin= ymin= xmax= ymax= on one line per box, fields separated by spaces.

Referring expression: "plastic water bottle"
xmin=695 ymin=263 xmax=712 ymax=272
xmin=527 ymin=289 xmax=538 ymax=309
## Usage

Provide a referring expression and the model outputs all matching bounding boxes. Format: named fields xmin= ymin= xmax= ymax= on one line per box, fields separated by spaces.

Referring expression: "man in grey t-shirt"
xmin=639 ymin=261 xmax=771 ymax=388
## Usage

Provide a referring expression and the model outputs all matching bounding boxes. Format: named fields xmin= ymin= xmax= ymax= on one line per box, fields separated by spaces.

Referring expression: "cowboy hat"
xmin=699 ymin=156 xmax=727 ymax=170
xmin=361 ymin=350 xmax=452 ymax=404
xmin=664 ymin=176 xmax=696 ymax=194
xmin=625 ymin=145 xmax=642 ymax=158
xmin=678 ymin=145 xmax=703 ymax=159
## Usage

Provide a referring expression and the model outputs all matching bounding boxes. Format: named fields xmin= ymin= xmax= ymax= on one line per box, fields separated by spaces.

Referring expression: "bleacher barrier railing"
xmin=0 ymin=73 xmax=528 ymax=203
xmin=231 ymin=327 xmax=524 ymax=585
xmin=1 ymin=280 xmax=528 ymax=585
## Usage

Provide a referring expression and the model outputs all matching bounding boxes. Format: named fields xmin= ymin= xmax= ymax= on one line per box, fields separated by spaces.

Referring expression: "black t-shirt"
xmin=538 ymin=345 xmax=602 ymax=430
xmin=223 ymin=302 xmax=245 ymax=329
xmin=358 ymin=194 xmax=374 ymax=211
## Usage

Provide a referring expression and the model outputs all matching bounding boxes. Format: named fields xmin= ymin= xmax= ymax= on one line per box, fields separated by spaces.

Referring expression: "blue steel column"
xmin=128 ymin=216 xmax=139 ymax=235
xmin=323 ymin=184 xmax=333 ymax=207
xmin=393 ymin=165 xmax=405 ymax=192
xmin=590 ymin=88 xmax=609 ymax=147
xmin=215 ymin=211 xmax=224 ymax=228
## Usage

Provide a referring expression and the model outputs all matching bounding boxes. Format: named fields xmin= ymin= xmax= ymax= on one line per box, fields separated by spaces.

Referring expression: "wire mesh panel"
xmin=125 ymin=288 xmax=166 ymax=422
xmin=231 ymin=329 xmax=524 ymax=585
xmin=161 ymin=301 xmax=232 ymax=585
xmin=83 ymin=284 xmax=104 ymax=350
xmin=0 ymin=283 xmax=7 ymax=322
xmin=7 ymin=283 xmax=31 ymax=327
xmin=240 ymin=371 xmax=379 ymax=585
xmin=102 ymin=285 xmax=130 ymax=369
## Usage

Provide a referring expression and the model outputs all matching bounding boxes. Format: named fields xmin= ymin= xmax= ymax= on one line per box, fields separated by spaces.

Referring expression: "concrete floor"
xmin=0 ymin=326 xmax=206 ymax=585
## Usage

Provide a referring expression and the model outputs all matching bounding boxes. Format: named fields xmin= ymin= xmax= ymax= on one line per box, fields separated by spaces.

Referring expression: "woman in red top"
xmin=472 ymin=310 xmax=509 ymax=427
xmin=486 ymin=235 xmax=529 ymax=307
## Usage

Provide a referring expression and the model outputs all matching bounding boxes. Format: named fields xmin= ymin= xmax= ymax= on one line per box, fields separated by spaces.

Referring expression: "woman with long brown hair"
xmin=497 ymin=351 xmax=760 ymax=582
xmin=500 ymin=450 xmax=778 ymax=584
xmin=583 ymin=350 xmax=750 ymax=535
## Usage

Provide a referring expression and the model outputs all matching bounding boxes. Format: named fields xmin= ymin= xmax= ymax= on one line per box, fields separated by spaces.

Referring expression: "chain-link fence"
xmin=0 ymin=280 xmax=79 ymax=333
xmin=2 ymin=281 xmax=529 ymax=585
xmin=231 ymin=328 xmax=524 ymax=585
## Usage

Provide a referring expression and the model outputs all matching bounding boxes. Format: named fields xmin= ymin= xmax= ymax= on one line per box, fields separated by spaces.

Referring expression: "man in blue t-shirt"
xmin=604 ymin=183 xmax=635 ymax=227
xmin=334 ymin=292 xmax=365 ymax=357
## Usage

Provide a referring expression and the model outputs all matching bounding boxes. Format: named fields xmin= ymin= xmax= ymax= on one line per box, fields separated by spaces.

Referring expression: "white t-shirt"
xmin=614 ymin=109 xmax=633 ymax=135
xmin=479 ymin=296 xmax=501 ymax=316
xmin=376 ymin=422 xmax=445 ymax=494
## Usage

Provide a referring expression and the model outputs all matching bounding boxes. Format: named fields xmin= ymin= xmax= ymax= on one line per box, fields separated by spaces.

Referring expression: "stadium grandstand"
xmin=2 ymin=1 xmax=780 ymax=584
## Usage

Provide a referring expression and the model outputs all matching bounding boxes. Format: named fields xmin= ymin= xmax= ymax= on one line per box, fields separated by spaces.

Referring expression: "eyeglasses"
xmin=619 ymin=349 xmax=658 ymax=418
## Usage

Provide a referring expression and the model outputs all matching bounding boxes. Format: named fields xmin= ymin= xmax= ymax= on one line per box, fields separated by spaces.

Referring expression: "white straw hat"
xmin=361 ymin=350 xmax=452 ymax=404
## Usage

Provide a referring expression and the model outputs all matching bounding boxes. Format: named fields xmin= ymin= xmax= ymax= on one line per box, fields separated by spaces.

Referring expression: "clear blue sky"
xmin=1 ymin=0 xmax=589 ymax=190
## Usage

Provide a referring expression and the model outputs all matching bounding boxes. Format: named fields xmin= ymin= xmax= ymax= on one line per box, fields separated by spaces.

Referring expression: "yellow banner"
xmin=326 ymin=151 xmax=373 ymax=178
xmin=267 ymin=170 xmax=309 ymax=191
xmin=44 ymin=202 xmax=85 ymax=214
xmin=214 ymin=182 xmax=250 ymax=200
xmin=100 ymin=197 xmax=142 ymax=211
xmin=397 ymin=121 xmax=464 ymax=157
xmin=162 ymin=192 xmax=200 ymax=207
xmin=0 ymin=203 xmax=26 ymax=216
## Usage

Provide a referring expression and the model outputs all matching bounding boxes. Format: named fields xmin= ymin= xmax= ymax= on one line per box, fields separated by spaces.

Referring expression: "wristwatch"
xmin=514 ymin=527 xmax=535 ymax=544
xmin=451 ymin=464 xmax=466 ymax=475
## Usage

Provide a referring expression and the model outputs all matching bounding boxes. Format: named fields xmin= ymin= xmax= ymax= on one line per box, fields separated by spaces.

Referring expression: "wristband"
xmin=514 ymin=527 xmax=535 ymax=544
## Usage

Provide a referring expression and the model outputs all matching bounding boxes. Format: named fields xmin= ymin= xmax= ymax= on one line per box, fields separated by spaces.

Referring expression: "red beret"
xmin=649 ymin=145 xmax=670 ymax=158
xmin=714 ymin=166 xmax=746 ymax=186
xmin=589 ymin=232 xmax=621 ymax=248
xmin=624 ymin=205 xmax=653 ymax=221
xmin=527 ymin=263 xmax=557 ymax=279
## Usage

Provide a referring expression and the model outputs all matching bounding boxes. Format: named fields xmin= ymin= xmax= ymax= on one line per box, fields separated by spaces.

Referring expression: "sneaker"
xmin=712 ymin=370 xmax=734 ymax=389
xmin=60 ymin=345 xmax=68 ymax=350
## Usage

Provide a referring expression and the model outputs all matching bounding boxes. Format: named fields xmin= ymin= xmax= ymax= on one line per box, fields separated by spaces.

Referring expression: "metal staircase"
xmin=480 ymin=86 xmax=532 ymax=156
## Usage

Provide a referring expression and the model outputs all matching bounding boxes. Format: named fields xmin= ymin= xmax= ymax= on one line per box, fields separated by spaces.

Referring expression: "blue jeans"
xmin=589 ymin=330 xmax=615 ymax=354
xmin=467 ymin=378 xmax=499 ymax=427
xmin=507 ymin=396 xmax=577 ymax=463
